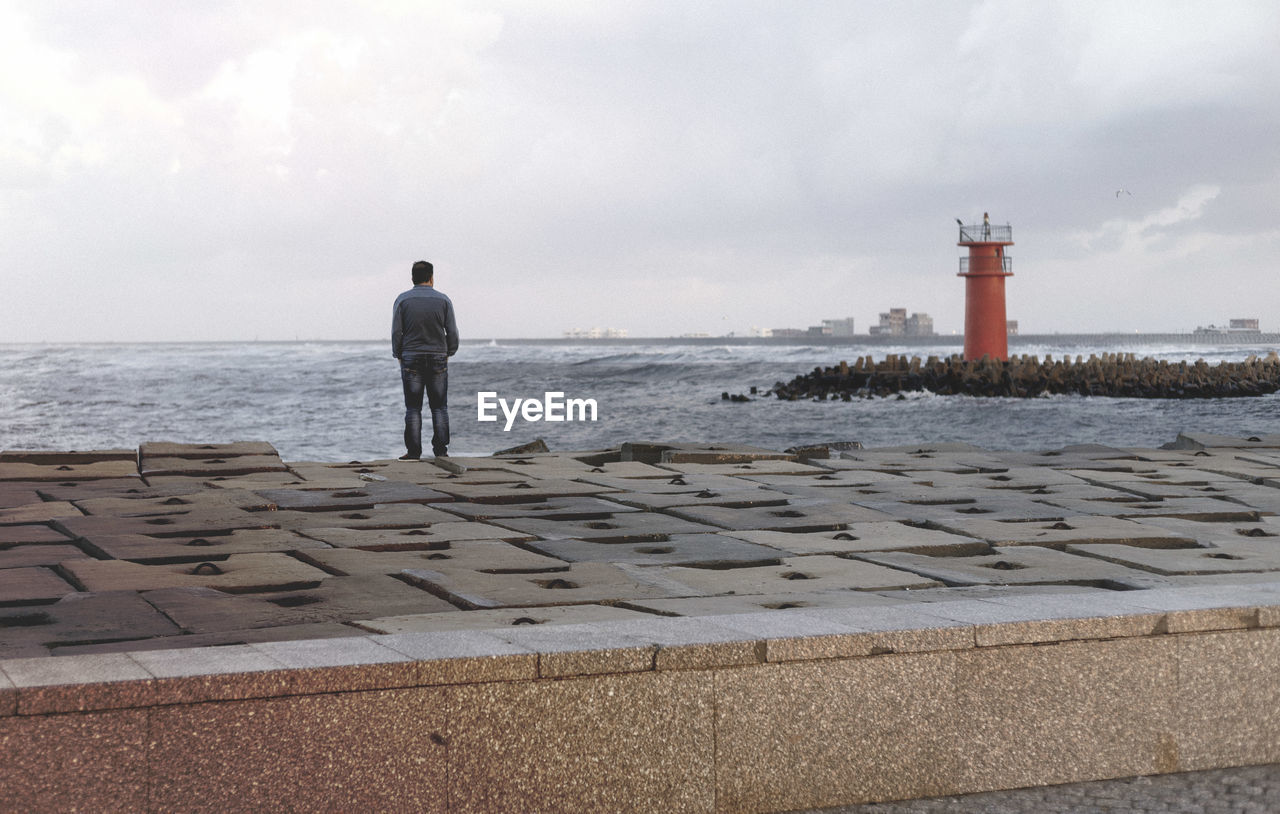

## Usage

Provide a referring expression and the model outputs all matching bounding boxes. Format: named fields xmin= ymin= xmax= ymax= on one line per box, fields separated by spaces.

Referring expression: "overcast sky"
xmin=2 ymin=1 xmax=1277 ymax=342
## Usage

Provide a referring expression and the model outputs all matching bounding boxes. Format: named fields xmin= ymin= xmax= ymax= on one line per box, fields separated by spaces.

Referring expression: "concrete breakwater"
xmin=770 ymin=352 xmax=1280 ymax=399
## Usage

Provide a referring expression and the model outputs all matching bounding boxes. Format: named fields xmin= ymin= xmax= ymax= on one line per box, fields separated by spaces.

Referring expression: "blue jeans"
xmin=400 ymin=353 xmax=449 ymax=457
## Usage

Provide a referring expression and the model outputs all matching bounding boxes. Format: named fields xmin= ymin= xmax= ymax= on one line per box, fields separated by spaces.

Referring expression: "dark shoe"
xmin=432 ymin=449 xmax=447 ymax=458
xmin=399 ymin=454 xmax=420 ymax=461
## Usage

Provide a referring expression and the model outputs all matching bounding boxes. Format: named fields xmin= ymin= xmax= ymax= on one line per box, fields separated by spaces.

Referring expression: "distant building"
xmin=1195 ymin=319 xmax=1261 ymax=335
xmin=1006 ymin=320 xmax=1018 ymax=336
xmin=906 ymin=313 xmax=934 ymax=337
xmin=806 ymin=325 xmax=828 ymax=337
xmin=770 ymin=328 xmax=806 ymax=338
xmin=870 ymin=308 xmax=934 ymax=337
xmin=869 ymin=308 xmax=907 ymax=336
xmin=822 ymin=317 xmax=856 ymax=337
xmin=750 ymin=326 xmax=773 ymax=337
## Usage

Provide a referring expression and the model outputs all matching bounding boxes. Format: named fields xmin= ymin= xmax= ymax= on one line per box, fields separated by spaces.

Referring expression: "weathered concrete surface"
xmin=4 ymin=435 xmax=1280 ymax=812
xmin=2 ymin=433 xmax=1279 ymax=652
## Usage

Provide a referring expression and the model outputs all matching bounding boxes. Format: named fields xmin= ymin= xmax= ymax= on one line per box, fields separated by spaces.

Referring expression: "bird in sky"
xmin=1115 ymin=188 xmax=1132 ymax=197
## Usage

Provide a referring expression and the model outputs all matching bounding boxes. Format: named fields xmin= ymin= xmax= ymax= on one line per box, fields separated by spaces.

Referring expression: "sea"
xmin=2 ymin=340 xmax=1279 ymax=463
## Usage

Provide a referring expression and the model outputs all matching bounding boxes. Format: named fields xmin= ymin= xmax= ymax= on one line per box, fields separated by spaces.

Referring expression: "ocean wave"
xmin=4 ymin=341 xmax=1280 ymax=460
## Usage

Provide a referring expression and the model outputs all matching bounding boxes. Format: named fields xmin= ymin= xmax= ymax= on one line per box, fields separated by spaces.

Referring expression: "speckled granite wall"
xmin=2 ymin=619 xmax=1279 ymax=812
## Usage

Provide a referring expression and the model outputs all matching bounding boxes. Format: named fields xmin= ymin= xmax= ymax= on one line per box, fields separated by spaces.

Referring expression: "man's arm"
xmin=445 ymin=299 xmax=459 ymax=357
xmin=391 ymin=298 xmax=403 ymax=359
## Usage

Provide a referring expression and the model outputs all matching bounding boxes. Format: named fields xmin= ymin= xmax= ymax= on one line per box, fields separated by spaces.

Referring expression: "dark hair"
xmin=411 ymin=260 xmax=434 ymax=285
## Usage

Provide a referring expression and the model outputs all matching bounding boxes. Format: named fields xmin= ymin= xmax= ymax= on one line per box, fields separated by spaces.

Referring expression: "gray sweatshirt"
xmin=391 ymin=285 xmax=458 ymax=359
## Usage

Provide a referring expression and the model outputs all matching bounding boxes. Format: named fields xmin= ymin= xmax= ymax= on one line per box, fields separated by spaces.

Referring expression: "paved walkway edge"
xmin=2 ymin=592 xmax=1279 ymax=812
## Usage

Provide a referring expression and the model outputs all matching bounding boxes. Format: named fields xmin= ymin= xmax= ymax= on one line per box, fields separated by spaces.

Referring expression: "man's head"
xmin=411 ymin=260 xmax=434 ymax=285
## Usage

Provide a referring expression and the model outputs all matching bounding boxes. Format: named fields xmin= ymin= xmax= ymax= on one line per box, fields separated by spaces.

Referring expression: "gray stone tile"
xmin=1 ymin=653 xmax=154 ymax=714
xmin=352 ymin=603 xmax=652 ymax=634
xmin=373 ymin=629 xmax=538 ymax=684
xmin=588 ymin=615 xmax=768 ymax=670
xmin=489 ymin=622 xmax=657 ymax=678
xmin=247 ymin=635 xmax=418 ymax=693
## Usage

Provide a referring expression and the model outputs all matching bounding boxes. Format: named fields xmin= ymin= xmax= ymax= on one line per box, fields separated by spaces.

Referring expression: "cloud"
xmin=1 ymin=0 xmax=1278 ymax=341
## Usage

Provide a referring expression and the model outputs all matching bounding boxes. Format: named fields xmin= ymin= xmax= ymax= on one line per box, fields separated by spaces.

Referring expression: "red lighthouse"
xmin=957 ymin=214 xmax=1014 ymax=360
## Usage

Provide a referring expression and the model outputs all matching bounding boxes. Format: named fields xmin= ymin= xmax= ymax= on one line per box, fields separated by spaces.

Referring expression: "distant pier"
xmin=468 ymin=332 xmax=1280 ymax=348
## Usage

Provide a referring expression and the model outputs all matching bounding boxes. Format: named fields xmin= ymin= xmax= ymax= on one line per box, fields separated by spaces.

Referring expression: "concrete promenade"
xmin=2 ymin=435 xmax=1280 ymax=811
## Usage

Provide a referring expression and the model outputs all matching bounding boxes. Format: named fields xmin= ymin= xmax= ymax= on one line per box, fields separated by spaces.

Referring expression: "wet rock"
xmin=493 ymin=439 xmax=550 ymax=455
xmin=770 ymin=354 xmax=1280 ymax=400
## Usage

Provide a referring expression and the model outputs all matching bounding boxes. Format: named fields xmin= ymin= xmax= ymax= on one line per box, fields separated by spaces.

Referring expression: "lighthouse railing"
xmin=958 ymin=224 xmax=1013 ymax=243
xmin=958 ymin=256 xmax=1013 ymax=274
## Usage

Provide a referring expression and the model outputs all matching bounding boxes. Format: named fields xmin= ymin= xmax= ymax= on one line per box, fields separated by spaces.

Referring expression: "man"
xmin=392 ymin=260 xmax=459 ymax=459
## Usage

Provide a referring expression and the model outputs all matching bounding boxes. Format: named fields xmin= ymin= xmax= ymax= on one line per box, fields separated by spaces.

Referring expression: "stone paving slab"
xmin=252 ymin=482 xmax=453 ymax=511
xmin=144 ymin=473 xmax=309 ymax=490
xmin=0 ymin=525 xmax=73 ymax=545
xmin=138 ymin=442 xmax=280 ymax=459
xmin=658 ymin=444 xmax=799 ymax=464
xmin=722 ymin=523 xmax=989 ymax=556
xmin=621 ymin=590 xmax=906 ymax=617
xmin=1066 ymin=539 xmax=1280 ymax=576
xmin=268 ymin=504 xmax=462 ymax=530
xmin=619 ymin=440 xmax=795 ymax=465
xmin=1076 ymin=478 xmax=1243 ymax=501
xmin=851 ymin=494 xmax=1070 ymax=523
xmin=856 ymin=546 xmax=1155 ymax=587
xmin=49 ymin=622 xmax=366 ymax=656
xmin=1036 ymin=494 xmax=1266 ymax=521
xmin=426 ymin=478 xmax=617 ymax=503
xmin=0 ymin=487 xmax=45 ymax=509
xmin=573 ymin=472 xmax=761 ymax=493
xmin=928 ymin=515 xmax=1196 ymax=549
xmin=523 ymin=533 xmax=786 ymax=567
xmin=295 ymin=523 xmax=534 ymax=549
xmin=57 ymin=509 xmax=279 ymax=540
xmin=0 ymin=449 xmax=136 ymax=465
xmin=431 ymin=458 xmax=608 ymax=481
xmin=652 ymin=459 xmax=831 ymax=476
xmin=72 ymin=489 xmax=277 ymax=516
xmin=1198 ymin=483 xmax=1280 ymax=513
xmin=0 ymin=545 xmax=91 ymax=570
xmin=79 ymin=529 xmax=327 ymax=562
xmin=31 ymin=479 xmax=222 ymax=502
xmin=398 ymin=562 xmax=685 ymax=609
xmin=1128 ymin=514 xmax=1280 ymax=544
xmin=0 ymin=461 xmax=141 ymax=481
xmin=61 ymin=554 xmax=332 ymax=594
xmin=599 ymin=486 xmax=795 ymax=510
xmin=139 ymin=455 xmax=288 ymax=478
xmin=665 ymin=499 xmax=896 ymax=531
xmin=350 ymin=603 xmax=655 ymax=634
xmin=141 ymin=575 xmax=458 ymax=633
xmin=434 ymin=496 xmax=640 ymax=521
xmin=0 ymin=591 xmax=183 ymax=653
xmin=733 ymin=470 xmax=913 ymax=490
xmin=489 ymin=512 xmax=722 ymax=542
xmin=0 ymin=567 xmax=75 ymax=605
xmin=654 ymin=555 xmax=941 ymax=595
xmin=295 ymin=542 xmax=567 ymax=577
xmin=0 ymin=501 xmax=82 ymax=524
